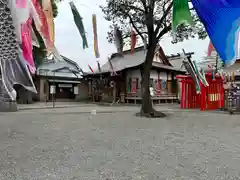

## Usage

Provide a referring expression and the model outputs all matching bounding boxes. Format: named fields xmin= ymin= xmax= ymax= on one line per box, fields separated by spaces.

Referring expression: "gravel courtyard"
xmin=0 ymin=105 xmax=240 ymax=179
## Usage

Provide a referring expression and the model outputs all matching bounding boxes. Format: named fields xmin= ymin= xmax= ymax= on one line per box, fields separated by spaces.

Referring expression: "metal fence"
xmin=224 ymin=86 xmax=240 ymax=114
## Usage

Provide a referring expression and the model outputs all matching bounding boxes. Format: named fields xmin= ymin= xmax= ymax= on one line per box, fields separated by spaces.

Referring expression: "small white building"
xmin=32 ymin=55 xmax=88 ymax=102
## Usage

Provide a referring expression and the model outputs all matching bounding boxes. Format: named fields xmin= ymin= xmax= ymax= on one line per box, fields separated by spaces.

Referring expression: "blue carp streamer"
xmin=191 ymin=0 xmax=240 ymax=66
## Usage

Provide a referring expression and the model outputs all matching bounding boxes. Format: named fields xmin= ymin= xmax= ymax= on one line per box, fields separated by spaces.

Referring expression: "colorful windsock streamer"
xmin=114 ymin=26 xmax=123 ymax=54
xmin=21 ymin=18 xmax=36 ymax=73
xmin=191 ymin=0 xmax=240 ymax=66
xmin=42 ymin=0 xmax=55 ymax=51
xmin=199 ymin=68 xmax=209 ymax=86
xmin=88 ymin=64 xmax=94 ymax=73
xmin=31 ymin=27 xmax=40 ymax=47
xmin=192 ymin=60 xmax=209 ymax=87
xmin=32 ymin=0 xmax=51 ymax=52
xmin=182 ymin=60 xmax=201 ymax=93
xmin=131 ymin=29 xmax=137 ymax=54
xmin=70 ymin=1 xmax=88 ymax=49
xmin=16 ymin=0 xmax=27 ymax=8
xmin=0 ymin=0 xmax=36 ymax=101
xmin=182 ymin=50 xmax=201 ymax=93
xmin=172 ymin=0 xmax=192 ymax=36
xmin=97 ymin=61 xmax=101 ymax=72
xmin=92 ymin=14 xmax=100 ymax=58
xmin=207 ymin=41 xmax=214 ymax=56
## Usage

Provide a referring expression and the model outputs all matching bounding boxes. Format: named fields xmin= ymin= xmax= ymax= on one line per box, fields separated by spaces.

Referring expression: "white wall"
xmin=150 ymin=70 xmax=158 ymax=79
xmin=126 ymin=69 xmax=170 ymax=80
xmin=126 ymin=69 xmax=140 ymax=79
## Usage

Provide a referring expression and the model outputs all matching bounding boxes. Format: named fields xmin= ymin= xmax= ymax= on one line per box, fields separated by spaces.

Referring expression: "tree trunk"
xmin=141 ymin=43 xmax=156 ymax=114
xmin=139 ymin=40 xmax=166 ymax=118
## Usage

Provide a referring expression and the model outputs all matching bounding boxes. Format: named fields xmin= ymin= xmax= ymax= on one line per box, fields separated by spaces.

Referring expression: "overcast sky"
xmin=54 ymin=0 xmax=209 ymax=72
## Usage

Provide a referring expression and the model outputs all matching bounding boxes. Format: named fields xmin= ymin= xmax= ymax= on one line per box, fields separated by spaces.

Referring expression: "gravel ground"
xmin=0 ymin=106 xmax=240 ymax=179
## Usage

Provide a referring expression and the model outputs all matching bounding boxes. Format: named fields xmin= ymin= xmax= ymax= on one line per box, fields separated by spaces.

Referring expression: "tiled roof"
xmin=37 ymin=55 xmax=83 ymax=72
xmin=88 ymin=47 xmax=188 ymax=75
xmin=168 ymin=53 xmax=194 ymax=72
xmin=36 ymin=55 xmax=84 ymax=77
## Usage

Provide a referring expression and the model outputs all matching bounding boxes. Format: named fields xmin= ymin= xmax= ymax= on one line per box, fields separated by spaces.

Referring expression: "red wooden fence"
xmin=177 ymin=73 xmax=224 ymax=111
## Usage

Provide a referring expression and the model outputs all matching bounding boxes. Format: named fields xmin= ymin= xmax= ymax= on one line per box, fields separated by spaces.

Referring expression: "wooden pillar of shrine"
xmin=167 ymin=72 xmax=172 ymax=94
xmin=113 ymin=80 xmax=116 ymax=103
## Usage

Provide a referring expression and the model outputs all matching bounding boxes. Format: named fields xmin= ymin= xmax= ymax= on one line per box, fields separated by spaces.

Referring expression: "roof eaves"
xmin=60 ymin=55 xmax=83 ymax=71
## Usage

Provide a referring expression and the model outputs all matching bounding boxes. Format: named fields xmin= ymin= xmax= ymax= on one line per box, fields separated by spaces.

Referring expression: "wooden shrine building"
xmin=84 ymin=46 xmax=193 ymax=104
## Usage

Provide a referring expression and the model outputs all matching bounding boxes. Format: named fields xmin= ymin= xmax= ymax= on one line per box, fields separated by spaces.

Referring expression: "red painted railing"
xmin=177 ymin=73 xmax=224 ymax=111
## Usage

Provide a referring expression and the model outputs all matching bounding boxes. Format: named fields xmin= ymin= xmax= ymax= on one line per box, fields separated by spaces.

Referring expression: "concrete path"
xmin=17 ymin=102 xmax=93 ymax=110
xmin=0 ymin=105 xmax=239 ymax=179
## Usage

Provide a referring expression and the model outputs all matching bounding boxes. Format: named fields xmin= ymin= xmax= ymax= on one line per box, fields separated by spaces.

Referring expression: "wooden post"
xmin=92 ymin=80 xmax=95 ymax=102
xmin=113 ymin=80 xmax=116 ymax=103
xmin=201 ymin=82 xmax=207 ymax=111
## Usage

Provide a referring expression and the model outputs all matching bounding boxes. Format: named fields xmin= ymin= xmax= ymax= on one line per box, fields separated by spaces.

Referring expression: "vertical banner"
xmin=162 ymin=80 xmax=167 ymax=94
xmin=132 ymin=78 xmax=137 ymax=93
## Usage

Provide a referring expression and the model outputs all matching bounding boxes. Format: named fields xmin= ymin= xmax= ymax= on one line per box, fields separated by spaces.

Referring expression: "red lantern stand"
xmin=177 ymin=73 xmax=224 ymax=111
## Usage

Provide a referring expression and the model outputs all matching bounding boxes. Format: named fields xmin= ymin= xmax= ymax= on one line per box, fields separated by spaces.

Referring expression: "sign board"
xmin=110 ymin=81 xmax=114 ymax=87
xmin=50 ymin=85 xmax=56 ymax=94
xmin=58 ymin=84 xmax=72 ymax=88
xmin=74 ymin=86 xmax=79 ymax=95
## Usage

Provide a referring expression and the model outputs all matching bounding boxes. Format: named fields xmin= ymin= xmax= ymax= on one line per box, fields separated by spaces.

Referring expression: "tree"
xmin=101 ymin=0 xmax=207 ymax=117
xmin=33 ymin=0 xmax=58 ymax=66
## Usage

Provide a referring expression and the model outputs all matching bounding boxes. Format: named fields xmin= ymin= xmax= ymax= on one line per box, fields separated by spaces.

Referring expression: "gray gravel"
xmin=0 ymin=106 xmax=240 ymax=179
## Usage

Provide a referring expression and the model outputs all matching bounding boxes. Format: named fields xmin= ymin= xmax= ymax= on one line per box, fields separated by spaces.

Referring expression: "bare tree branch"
xmin=139 ymin=0 xmax=148 ymax=13
xmin=154 ymin=1 xmax=173 ymax=35
xmin=128 ymin=15 xmax=145 ymax=41
xmin=101 ymin=0 xmax=206 ymax=45
xmin=118 ymin=5 xmax=146 ymax=41
xmin=124 ymin=5 xmax=145 ymax=13
xmin=156 ymin=24 xmax=171 ymax=40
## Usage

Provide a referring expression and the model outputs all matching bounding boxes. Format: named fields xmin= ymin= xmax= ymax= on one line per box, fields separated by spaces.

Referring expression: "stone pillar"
xmin=17 ymin=87 xmax=33 ymax=104
xmin=39 ymin=78 xmax=49 ymax=101
xmin=39 ymin=79 xmax=45 ymax=101
xmin=0 ymin=80 xmax=17 ymax=112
